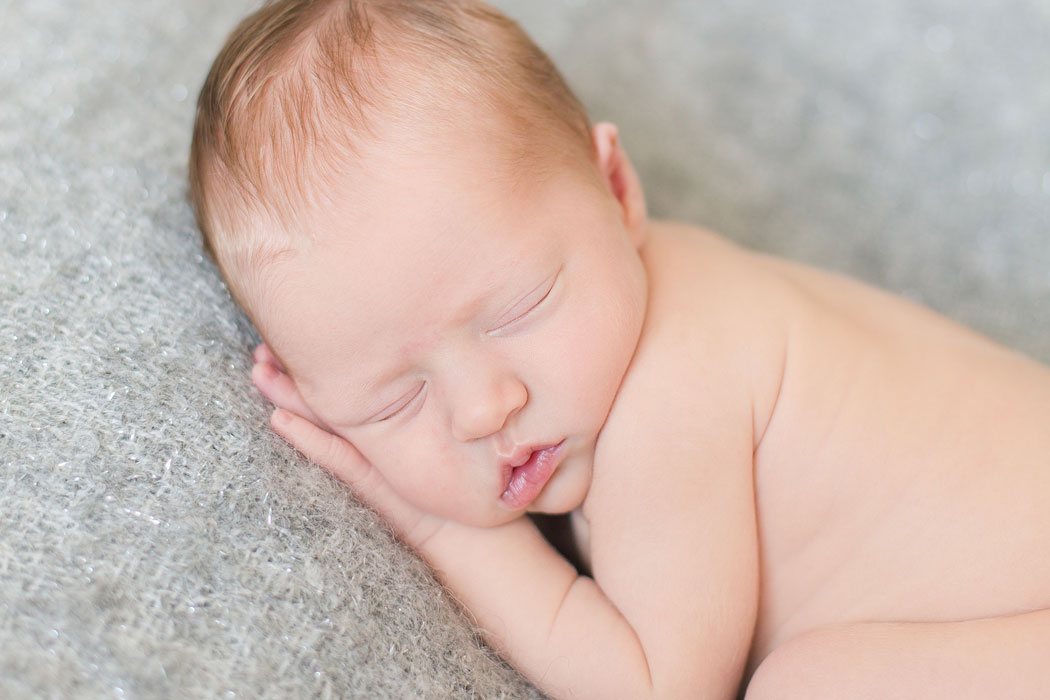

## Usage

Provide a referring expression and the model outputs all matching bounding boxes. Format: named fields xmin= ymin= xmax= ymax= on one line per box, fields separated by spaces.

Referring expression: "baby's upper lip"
xmin=500 ymin=444 xmax=540 ymax=470
xmin=498 ymin=440 xmax=564 ymax=487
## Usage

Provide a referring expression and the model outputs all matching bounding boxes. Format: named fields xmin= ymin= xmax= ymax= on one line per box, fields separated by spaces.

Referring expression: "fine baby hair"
xmin=189 ymin=0 xmax=593 ymax=320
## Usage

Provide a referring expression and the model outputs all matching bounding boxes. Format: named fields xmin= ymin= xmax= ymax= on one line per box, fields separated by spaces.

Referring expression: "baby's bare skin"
xmin=249 ymin=124 xmax=1050 ymax=698
xmin=197 ymin=0 xmax=1050 ymax=691
xmin=608 ymin=219 xmax=1050 ymax=692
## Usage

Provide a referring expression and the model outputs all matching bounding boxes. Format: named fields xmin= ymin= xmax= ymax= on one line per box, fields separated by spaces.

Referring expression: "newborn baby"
xmin=189 ymin=1 xmax=1050 ymax=698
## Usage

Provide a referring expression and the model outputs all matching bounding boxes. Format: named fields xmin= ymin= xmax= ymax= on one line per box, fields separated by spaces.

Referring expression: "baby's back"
xmin=633 ymin=222 xmax=1050 ymax=670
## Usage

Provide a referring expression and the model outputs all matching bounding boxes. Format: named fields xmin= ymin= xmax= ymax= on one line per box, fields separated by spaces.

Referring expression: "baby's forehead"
xmin=270 ymin=183 xmax=562 ymax=302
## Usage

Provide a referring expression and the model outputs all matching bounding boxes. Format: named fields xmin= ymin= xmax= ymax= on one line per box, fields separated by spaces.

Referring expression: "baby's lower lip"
xmin=500 ymin=441 xmax=566 ymax=510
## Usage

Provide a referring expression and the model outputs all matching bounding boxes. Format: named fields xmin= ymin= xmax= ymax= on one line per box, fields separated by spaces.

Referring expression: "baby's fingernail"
xmin=273 ymin=408 xmax=293 ymax=425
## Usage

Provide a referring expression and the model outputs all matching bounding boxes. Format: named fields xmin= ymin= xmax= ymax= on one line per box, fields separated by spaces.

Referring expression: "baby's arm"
xmin=254 ymin=348 xmax=751 ymax=700
xmin=259 ymin=390 xmax=654 ymax=698
xmin=575 ymin=312 xmax=762 ymax=700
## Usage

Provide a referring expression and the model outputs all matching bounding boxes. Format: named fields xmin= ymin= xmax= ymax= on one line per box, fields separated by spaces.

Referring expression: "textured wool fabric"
xmin=1 ymin=0 xmax=1048 ymax=698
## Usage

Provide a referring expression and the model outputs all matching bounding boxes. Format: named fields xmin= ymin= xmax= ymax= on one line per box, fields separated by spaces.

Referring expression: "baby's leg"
xmin=745 ymin=608 xmax=1050 ymax=700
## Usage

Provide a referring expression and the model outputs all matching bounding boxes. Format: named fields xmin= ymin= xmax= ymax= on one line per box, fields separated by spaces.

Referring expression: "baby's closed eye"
xmin=369 ymin=382 xmax=427 ymax=423
xmin=487 ymin=269 xmax=560 ymax=335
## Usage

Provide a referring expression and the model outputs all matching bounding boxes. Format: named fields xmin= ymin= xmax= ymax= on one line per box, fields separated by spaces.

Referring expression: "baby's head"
xmin=190 ymin=0 xmax=650 ymax=525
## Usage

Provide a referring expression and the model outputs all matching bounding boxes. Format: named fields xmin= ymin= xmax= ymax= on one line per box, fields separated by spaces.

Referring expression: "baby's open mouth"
xmin=500 ymin=441 xmax=566 ymax=510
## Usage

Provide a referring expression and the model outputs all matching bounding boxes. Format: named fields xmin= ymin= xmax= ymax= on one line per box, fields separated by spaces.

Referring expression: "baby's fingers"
xmin=270 ymin=409 xmax=427 ymax=539
xmin=252 ymin=360 xmax=325 ymax=428
xmin=253 ymin=343 xmax=285 ymax=370
xmin=272 ymin=408 xmax=371 ymax=486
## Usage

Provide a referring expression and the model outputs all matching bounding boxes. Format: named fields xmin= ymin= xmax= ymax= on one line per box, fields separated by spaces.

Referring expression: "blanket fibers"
xmin=2 ymin=0 xmax=1048 ymax=697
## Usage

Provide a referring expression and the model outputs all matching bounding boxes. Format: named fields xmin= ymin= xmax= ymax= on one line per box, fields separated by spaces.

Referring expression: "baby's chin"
xmin=526 ymin=491 xmax=583 ymax=517
xmin=527 ymin=463 xmax=592 ymax=517
xmin=441 ymin=481 xmax=587 ymax=529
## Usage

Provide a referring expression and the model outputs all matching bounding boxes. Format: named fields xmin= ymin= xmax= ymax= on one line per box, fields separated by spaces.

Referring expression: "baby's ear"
xmin=591 ymin=122 xmax=647 ymax=248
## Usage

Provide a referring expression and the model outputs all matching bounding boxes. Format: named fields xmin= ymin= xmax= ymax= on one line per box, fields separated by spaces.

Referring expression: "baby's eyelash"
xmin=489 ymin=272 xmax=559 ymax=334
xmin=372 ymin=383 xmax=426 ymax=423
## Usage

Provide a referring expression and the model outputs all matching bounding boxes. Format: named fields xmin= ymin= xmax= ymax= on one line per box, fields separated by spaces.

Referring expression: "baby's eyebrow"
xmin=354 ymin=365 xmax=408 ymax=401
xmin=448 ymin=276 xmax=505 ymax=327
xmin=334 ymin=386 xmax=396 ymax=428
xmin=319 ymin=358 xmax=404 ymax=420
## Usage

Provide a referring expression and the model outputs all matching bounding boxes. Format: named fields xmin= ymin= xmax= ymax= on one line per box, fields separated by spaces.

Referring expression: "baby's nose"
xmin=450 ymin=374 xmax=527 ymax=442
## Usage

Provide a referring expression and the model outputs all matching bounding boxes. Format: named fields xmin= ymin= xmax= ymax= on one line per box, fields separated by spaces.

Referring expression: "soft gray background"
xmin=2 ymin=0 xmax=1048 ymax=698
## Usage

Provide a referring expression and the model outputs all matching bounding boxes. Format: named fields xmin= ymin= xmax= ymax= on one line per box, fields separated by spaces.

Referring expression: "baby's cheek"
xmin=570 ymin=331 xmax=629 ymax=404
xmin=374 ymin=435 xmax=445 ymax=497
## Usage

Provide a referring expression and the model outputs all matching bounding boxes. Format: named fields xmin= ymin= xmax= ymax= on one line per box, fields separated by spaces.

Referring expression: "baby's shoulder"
xmin=640 ymin=223 xmax=791 ymax=393
xmin=641 ymin=220 xmax=795 ymax=332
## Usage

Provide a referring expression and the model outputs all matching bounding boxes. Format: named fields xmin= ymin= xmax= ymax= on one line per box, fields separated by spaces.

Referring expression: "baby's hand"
xmin=252 ymin=350 xmax=610 ymax=699
xmin=251 ymin=343 xmax=447 ymax=550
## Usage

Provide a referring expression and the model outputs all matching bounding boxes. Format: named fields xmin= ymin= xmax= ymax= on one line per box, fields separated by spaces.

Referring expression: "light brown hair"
xmin=188 ymin=0 xmax=592 ymax=314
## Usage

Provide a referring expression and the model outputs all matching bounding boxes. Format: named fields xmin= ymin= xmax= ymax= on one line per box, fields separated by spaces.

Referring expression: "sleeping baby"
xmin=188 ymin=1 xmax=1050 ymax=698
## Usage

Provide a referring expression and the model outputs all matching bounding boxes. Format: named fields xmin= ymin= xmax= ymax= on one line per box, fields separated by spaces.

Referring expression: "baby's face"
xmin=259 ymin=130 xmax=647 ymax=527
